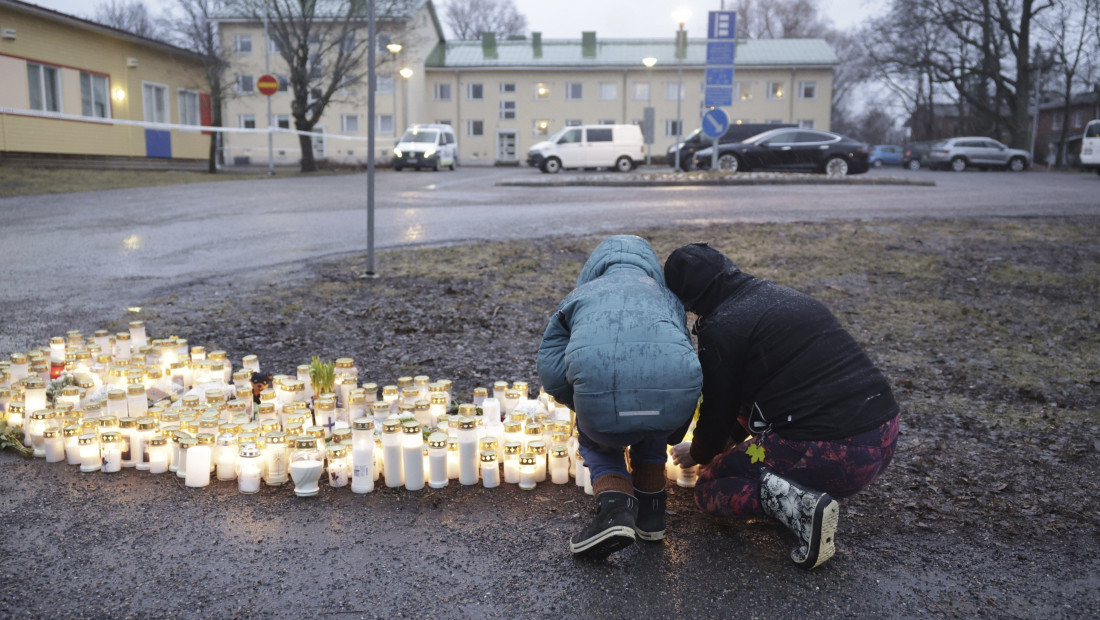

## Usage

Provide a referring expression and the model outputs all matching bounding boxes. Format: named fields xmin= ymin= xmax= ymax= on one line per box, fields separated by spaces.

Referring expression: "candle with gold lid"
xmin=215 ymin=432 xmax=239 ymax=481
xmin=550 ymin=444 xmax=570 ymax=484
xmin=351 ymin=418 xmax=375 ymax=494
xmin=117 ymin=417 xmax=137 ymax=466
xmin=113 ymin=332 xmax=131 ymax=361
xmin=503 ymin=441 xmax=521 ymax=484
xmin=347 ymin=390 xmax=367 ymax=423
xmin=42 ymin=427 xmax=65 ymax=462
xmin=289 ymin=437 xmax=323 ymax=497
xmin=133 ymin=417 xmax=156 ymax=470
xmin=241 ymin=355 xmax=259 ymax=373
xmin=147 ymin=436 xmax=169 ymax=473
xmin=471 ymin=387 xmax=488 ymax=408
xmin=427 ymin=432 xmax=448 ymax=489
xmin=264 ymin=432 xmax=288 ymax=486
xmin=306 ymin=425 xmax=326 ymax=452
xmin=360 ymin=382 xmax=378 ymax=404
xmin=314 ymin=397 xmax=336 ymax=440
xmin=185 ymin=433 xmax=213 ymax=487
xmin=236 ymin=444 xmax=262 ymax=493
xmin=63 ymin=424 xmax=83 ymax=465
xmin=381 ymin=419 xmax=403 ymax=488
xmin=480 ymin=450 xmax=500 ymax=488
xmin=327 ymin=444 xmax=349 ymax=488
xmin=101 ymin=431 xmax=123 ymax=473
xmin=529 ymin=441 xmax=548 ymax=482
xmin=78 ymin=433 xmax=101 ymax=472
xmin=402 ymin=420 xmax=424 ymax=491
xmin=457 ymin=416 xmax=478 ymax=485
xmin=256 ymin=402 xmax=276 ymax=424
xmin=518 ymin=453 xmax=537 ymax=490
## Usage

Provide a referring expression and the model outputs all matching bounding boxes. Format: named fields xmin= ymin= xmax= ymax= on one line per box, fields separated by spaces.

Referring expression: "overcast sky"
xmin=26 ymin=0 xmax=884 ymax=37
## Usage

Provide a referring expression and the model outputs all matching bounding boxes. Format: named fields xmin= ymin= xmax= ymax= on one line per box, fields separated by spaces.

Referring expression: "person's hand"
xmin=670 ymin=441 xmax=696 ymax=468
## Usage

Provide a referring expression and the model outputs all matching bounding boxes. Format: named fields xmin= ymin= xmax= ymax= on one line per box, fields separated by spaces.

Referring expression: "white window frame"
xmin=798 ymin=119 xmax=816 ymax=129
xmin=341 ymin=114 xmax=359 ymax=134
xmin=234 ymin=34 xmax=252 ymax=53
xmin=665 ymin=119 xmax=682 ymax=137
xmin=598 ymin=82 xmax=617 ymax=101
xmin=499 ymin=100 xmax=516 ymax=120
xmin=377 ymin=75 xmax=394 ymax=95
xmin=767 ymin=81 xmax=785 ymax=100
xmin=735 ymin=81 xmax=752 ymax=101
xmin=434 ymin=83 xmax=452 ymax=101
xmin=237 ymin=74 xmax=254 ymax=95
xmin=238 ymin=114 xmax=256 ymax=129
xmin=1052 ymin=114 xmax=1063 ymax=131
xmin=467 ymin=82 xmax=484 ymax=101
xmin=177 ymin=88 xmax=200 ymax=127
xmin=467 ymin=119 xmax=484 ymax=137
xmin=665 ymin=82 xmax=683 ymax=101
xmin=142 ymin=81 xmax=169 ymax=124
xmin=377 ymin=114 xmax=394 ymax=134
xmin=632 ymin=82 xmax=650 ymax=101
xmin=1072 ymin=110 xmax=1083 ymax=128
xmin=798 ymin=81 xmax=817 ymax=100
xmin=534 ymin=83 xmax=550 ymax=100
xmin=566 ymin=82 xmax=583 ymax=101
xmin=27 ymin=62 xmax=62 ymax=112
xmin=499 ymin=82 xmax=516 ymax=94
xmin=565 ymin=119 xmax=583 ymax=127
xmin=80 ymin=72 xmax=110 ymax=118
xmin=275 ymin=114 xmax=291 ymax=130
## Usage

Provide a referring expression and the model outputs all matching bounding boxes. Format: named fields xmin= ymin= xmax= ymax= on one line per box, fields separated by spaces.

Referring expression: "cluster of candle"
xmin=0 ymin=322 xmax=709 ymax=497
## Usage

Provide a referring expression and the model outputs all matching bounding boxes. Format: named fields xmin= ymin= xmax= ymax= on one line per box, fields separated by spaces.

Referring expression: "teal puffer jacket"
xmin=537 ymin=235 xmax=702 ymax=436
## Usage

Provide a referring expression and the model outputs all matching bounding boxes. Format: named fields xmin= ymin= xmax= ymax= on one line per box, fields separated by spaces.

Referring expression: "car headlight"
xmin=393 ymin=148 xmax=402 ymax=157
xmin=425 ymin=149 xmax=436 ymax=158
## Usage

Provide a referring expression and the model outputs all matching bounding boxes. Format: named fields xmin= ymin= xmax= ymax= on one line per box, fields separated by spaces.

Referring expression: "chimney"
xmin=532 ymin=32 xmax=542 ymax=58
xmin=481 ymin=32 xmax=498 ymax=59
xmin=582 ymin=31 xmax=596 ymax=58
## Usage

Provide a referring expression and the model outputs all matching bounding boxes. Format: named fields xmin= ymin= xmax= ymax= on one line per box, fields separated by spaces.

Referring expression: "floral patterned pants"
xmin=694 ymin=416 xmax=898 ymax=518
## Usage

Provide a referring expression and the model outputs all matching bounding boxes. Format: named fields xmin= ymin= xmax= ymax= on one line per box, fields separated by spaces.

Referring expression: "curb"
xmin=497 ymin=176 xmax=936 ymax=188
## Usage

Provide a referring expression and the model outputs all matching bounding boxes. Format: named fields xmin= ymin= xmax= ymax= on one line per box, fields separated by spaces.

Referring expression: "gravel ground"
xmin=1 ymin=216 xmax=1097 ymax=619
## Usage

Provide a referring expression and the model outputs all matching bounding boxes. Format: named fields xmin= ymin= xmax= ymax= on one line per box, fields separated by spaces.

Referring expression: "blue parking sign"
xmin=708 ymin=11 xmax=737 ymax=39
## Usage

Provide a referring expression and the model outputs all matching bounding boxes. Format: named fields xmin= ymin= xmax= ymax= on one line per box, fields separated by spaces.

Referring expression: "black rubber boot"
xmin=758 ymin=467 xmax=839 ymax=569
xmin=569 ymin=491 xmax=638 ymax=559
xmin=633 ymin=489 xmax=667 ymax=541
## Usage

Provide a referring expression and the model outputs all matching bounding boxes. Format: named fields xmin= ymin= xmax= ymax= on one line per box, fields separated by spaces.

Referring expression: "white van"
xmin=393 ymin=124 xmax=458 ymax=171
xmin=526 ymin=124 xmax=645 ymax=173
xmin=1081 ymin=119 xmax=1100 ymax=176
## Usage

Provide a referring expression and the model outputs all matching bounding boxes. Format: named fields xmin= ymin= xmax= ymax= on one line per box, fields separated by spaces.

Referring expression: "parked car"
xmin=901 ymin=141 xmax=935 ymax=170
xmin=1081 ymin=119 xmax=1100 ymax=176
xmin=668 ymin=123 xmax=796 ymax=171
xmin=927 ymin=137 xmax=1030 ymax=172
xmin=526 ymin=124 xmax=644 ymax=173
xmin=393 ymin=124 xmax=458 ymax=171
xmin=693 ymin=128 xmax=870 ymax=177
xmin=869 ymin=145 xmax=903 ymax=167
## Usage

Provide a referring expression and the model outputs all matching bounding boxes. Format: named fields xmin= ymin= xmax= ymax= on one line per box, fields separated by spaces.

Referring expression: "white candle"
xmin=427 ymin=433 xmax=448 ymax=489
xmin=381 ymin=420 xmax=403 ymax=488
xmin=64 ymin=430 xmax=81 ymax=465
xmin=102 ymin=442 xmax=122 ymax=473
xmin=576 ymin=455 xmax=587 ymax=488
xmin=238 ymin=464 xmax=261 ymax=494
xmin=457 ymin=416 xmax=478 ymax=485
xmin=446 ymin=438 xmax=459 ymax=480
xmin=677 ymin=465 xmax=699 ymax=488
xmin=43 ymin=430 xmax=66 ymax=463
xmin=328 ymin=461 xmax=349 ymax=488
xmin=402 ymin=421 xmax=424 ymax=491
xmin=289 ymin=459 xmax=323 ymax=497
xmin=550 ymin=447 xmax=570 ymax=484
xmin=148 ymin=447 xmax=169 ymax=474
xmin=217 ymin=453 xmax=237 ymax=481
xmin=518 ymin=453 xmax=537 ymax=491
xmin=185 ymin=443 xmax=212 ymax=487
xmin=352 ymin=445 xmax=374 ymax=493
xmin=78 ymin=435 xmax=100 ymax=472
xmin=481 ymin=451 xmax=500 ymax=488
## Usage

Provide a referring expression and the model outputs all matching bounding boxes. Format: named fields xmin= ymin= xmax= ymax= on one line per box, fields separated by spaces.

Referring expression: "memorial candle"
xmin=400 ymin=420 xmax=424 ymax=491
xmin=43 ymin=428 xmax=65 ymax=462
xmin=381 ymin=419 xmax=403 ymax=488
xmin=289 ymin=437 xmax=323 ymax=497
xmin=237 ymin=444 xmax=262 ymax=493
xmin=529 ymin=441 xmax=548 ymax=483
xmin=518 ymin=453 xmax=537 ymax=491
xmin=28 ymin=410 xmax=51 ymax=457
xmin=550 ymin=444 xmax=570 ymax=484
xmin=132 ymin=417 xmax=156 ymax=470
xmin=457 ymin=416 xmax=478 ymax=485
xmin=63 ymin=424 xmax=82 ymax=465
xmin=147 ymin=436 xmax=169 ymax=473
xmin=100 ymin=431 xmax=122 ymax=473
xmin=480 ymin=450 xmax=500 ymax=488
xmin=503 ymin=441 xmax=521 ymax=484
xmin=215 ymin=432 xmax=239 ymax=481
xmin=427 ymin=432 xmax=448 ymax=489
xmin=78 ymin=433 xmax=101 ymax=472
xmin=327 ymin=445 xmax=350 ymax=488
xmin=263 ymin=432 xmax=288 ymax=486
xmin=351 ymin=418 xmax=375 ymax=494
xmin=185 ymin=434 xmax=213 ymax=487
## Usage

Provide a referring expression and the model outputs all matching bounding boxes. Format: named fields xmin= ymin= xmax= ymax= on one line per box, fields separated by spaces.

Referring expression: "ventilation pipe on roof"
xmin=481 ymin=32 xmax=497 ymax=59
xmin=582 ymin=31 xmax=596 ymax=58
xmin=532 ymin=32 xmax=542 ymax=58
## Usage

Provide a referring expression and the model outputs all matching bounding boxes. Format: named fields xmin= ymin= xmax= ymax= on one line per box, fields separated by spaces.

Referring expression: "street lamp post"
xmin=386 ymin=43 xmax=402 ymax=140
xmin=673 ymin=10 xmax=690 ymax=172
xmin=398 ymin=67 xmax=413 ymax=133
xmin=642 ymin=56 xmax=657 ymax=166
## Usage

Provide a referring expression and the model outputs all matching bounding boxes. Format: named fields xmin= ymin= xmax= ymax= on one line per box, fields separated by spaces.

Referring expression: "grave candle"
xmin=6 ymin=402 xmax=24 ymax=435
xmin=100 ymin=431 xmax=122 ymax=473
xmin=263 ymin=432 xmax=288 ymax=486
xmin=381 ymin=419 xmax=403 ymax=488
xmin=63 ymin=424 xmax=82 ymax=465
xmin=215 ymin=432 xmax=239 ymax=481
xmin=401 ymin=420 xmax=424 ymax=491
xmin=457 ymin=416 xmax=478 ymax=485
xmin=518 ymin=453 xmax=537 ymax=491
xmin=413 ymin=400 xmax=431 ymax=429
xmin=504 ymin=389 xmax=522 ymax=415
xmin=472 ymin=387 xmax=488 ymax=408
xmin=237 ymin=444 xmax=262 ymax=493
xmin=242 ymin=355 xmax=260 ymax=373
xmin=314 ymin=397 xmax=336 ymax=440
xmin=381 ymin=385 xmax=399 ymax=415
xmin=492 ymin=381 xmax=508 ymax=405
xmin=133 ymin=417 xmax=156 ymax=470
xmin=677 ymin=464 xmax=699 ymax=488
xmin=446 ymin=437 xmax=459 ymax=480
xmin=347 ymin=391 xmax=367 ymax=423
xmin=550 ymin=444 xmax=570 ymax=484
xmin=113 ymin=332 xmax=131 ymax=361
xmin=78 ymin=433 xmax=100 ymax=472
xmin=504 ymin=420 xmax=522 ymax=448
xmin=575 ymin=452 xmax=587 ymax=488
xmin=23 ymin=377 xmax=47 ymax=421
xmin=481 ymin=450 xmax=500 ymax=488
xmin=427 ymin=432 xmax=448 ymax=489
xmin=43 ymin=427 xmax=66 ymax=463
xmin=105 ymin=389 xmax=127 ymax=419
xmin=185 ymin=434 xmax=213 ymax=487
xmin=28 ymin=410 xmax=51 ymax=457
xmin=351 ymin=418 xmax=375 ymax=494
xmin=147 ymin=436 xmax=169 ymax=473
xmin=327 ymin=444 xmax=350 ymax=488
xmin=289 ymin=437 xmax=323 ymax=497
xmin=503 ymin=441 xmax=521 ymax=484
xmin=529 ymin=441 xmax=547 ymax=483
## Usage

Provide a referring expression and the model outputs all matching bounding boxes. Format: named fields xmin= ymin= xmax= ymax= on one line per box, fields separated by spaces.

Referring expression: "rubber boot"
xmin=633 ymin=489 xmax=667 ymax=541
xmin=758 ymin=467 xmax=839 ymax=569
xmin=569 ymin=491 xmax=638 ymax=559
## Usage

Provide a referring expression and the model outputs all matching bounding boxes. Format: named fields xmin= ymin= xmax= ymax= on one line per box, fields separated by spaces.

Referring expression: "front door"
xmin=556 ymin=127 xmax=585 ymax=168
xmin=497 ymin=130 xmax=517 ymax=163
xmin=312 ymin=126 xmax=326 ymax=160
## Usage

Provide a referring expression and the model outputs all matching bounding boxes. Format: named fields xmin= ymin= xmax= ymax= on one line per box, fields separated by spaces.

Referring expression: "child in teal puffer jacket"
xmin=538 ymin=235 xmax=702 ymax=559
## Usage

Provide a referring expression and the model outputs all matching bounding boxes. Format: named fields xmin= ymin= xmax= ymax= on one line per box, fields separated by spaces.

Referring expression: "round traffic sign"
xmin=257 ymin=74 xmax=278 ymax=96
xmin=701 ymin=108 xmax=730 ymax=139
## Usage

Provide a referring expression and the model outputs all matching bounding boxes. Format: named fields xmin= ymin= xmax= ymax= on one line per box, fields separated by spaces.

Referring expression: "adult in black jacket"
xmin=664 ymin=243 xmax=899 ymax=569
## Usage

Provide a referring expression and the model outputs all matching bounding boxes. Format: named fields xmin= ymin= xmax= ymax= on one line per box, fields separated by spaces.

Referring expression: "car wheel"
xmin=615 ymin=156 xmax=634 ymax=173
xmin=825 ymin=156 xmax=849 ymax=178
xmin=449 ymin=162 xmax=456 ymax=171
xmin=543 ymin=157 xmax=562 ymax=174
xmin=906 ymin=159 xmax=920 ymax=171
xmin=716 ymin=153 xmax=740 ymax=172
xmin=873 ymin=159 xmax=883 ymax=168
xmin=1008 ymin=157 xmax=1026 ymax=172
xmin=951 ymin=157 xmax=967 ymax=172
xmin=394 ymin=165 xmax=403 ymax=171
xmin=433 ymin=159 xmax=441 ymax=172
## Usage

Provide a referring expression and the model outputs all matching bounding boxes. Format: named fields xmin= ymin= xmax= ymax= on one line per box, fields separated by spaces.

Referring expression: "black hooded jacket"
xmin=664 ymin=243 xmax=900 ymax=466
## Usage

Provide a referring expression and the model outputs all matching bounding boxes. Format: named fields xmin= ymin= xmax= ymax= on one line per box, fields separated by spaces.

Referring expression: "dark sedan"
xmin=694 ymin=128 xmax=870 ymax=177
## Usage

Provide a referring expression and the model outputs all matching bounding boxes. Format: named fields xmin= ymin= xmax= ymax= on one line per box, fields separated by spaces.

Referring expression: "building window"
xmin=665 ymin=119 xmax=682 ymax=136
xmin=378 ymin=114 xmax=394 ymax=133
xmin=276 ymin=75 xmax=289 ymax=92
xmin=377 ymin=75 xmax=394 ymax=94
xmin=632 ymin=82 xmax=650 ymax=101
xmin=599 ymin=119 xmax=615 ymax=125
xmin=766 ymin=119 xmax=784 ymax=124
xmin=799 ymin=81 xmax=817 ymax=100
xmin=798 ymin=119 xmax=816 ymax=129
xmin=534 ymin=119 xmax=550 ymax=135
xmin=27 ymin=62 xmax=62 ymax=112
xmin=665 ymin=82 xmax=683 ymax=101
xmin=80 ymin=72 xmax=109 ymax=118
xmin=238 ymin=114 xmax=256 ymax=129
xmin=434 ymin=83 xmax=452 ymax=101
xmin=534 ymin=83 xmax=550 ymax=100
xmin=467 ymin=83 xmax=484 ymax=101
xmin=275 ymin=114 xmax=291 ymax=129
xmin=268 ymin=34 xmax=285 ymax=54
xmin=1072 ymin=110 xmax=1083 ymax=128
xmin=1052 ymin=114 xmax=1063 ymax=131
xmin=178 ymin=89 xmax=200 ymax=126
xmin=467 ymin=120 xmax=484 ymax=136
xmin=341 ymin=114 xmax=359 ymax=133
xmin=565 ymin=119 xmax=582 ymax=126
xmin=566 ymin=82 xmax=583 ymax=100
xmin=237 ymin=75 xmax=254 ymax=94
xmin=599 ymin=82 xmax=617 ymax=101
xmin=234 ymin=34 xmax=252 ymax=53
xmin=735 ymin=81 xmax=752 ymax=101
xmin=499 ymin=100 xmax=516 ymax=120
xmin=142 ymin=82 xmax=168 ymax=123
xmin=767 ymin=81 xmax=785 ymax=100
xmin=500 ymin=82 xmax=516 ymax=94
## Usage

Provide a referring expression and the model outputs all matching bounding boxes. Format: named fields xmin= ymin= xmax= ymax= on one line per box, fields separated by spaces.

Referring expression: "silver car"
xmin=928 ymin=137 xmax=1031 ymax=172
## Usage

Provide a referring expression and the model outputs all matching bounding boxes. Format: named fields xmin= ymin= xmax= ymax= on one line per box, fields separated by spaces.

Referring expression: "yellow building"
xmin=0 ymin=0 xmax=210 ymax=163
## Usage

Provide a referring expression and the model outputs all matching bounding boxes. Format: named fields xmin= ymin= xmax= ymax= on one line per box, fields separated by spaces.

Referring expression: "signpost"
xmin=705 ymin=11 xmax=737 ymax=170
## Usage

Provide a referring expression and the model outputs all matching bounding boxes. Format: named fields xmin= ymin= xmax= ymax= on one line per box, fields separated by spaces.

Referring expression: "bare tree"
xmin=1037 ymin=0 xmax=1097 ymax=165
xmin=94 ymin=0 xmax=165 ymax=40
xmin=163 ymin=0 xmax=233 ymax=173
xmin=443 ymin=0 xmax=526 ymax=40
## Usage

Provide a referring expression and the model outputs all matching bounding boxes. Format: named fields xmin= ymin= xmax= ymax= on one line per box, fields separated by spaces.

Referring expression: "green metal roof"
xmin=426 ymin=37 xmax=838 ymax=69
xmin=212 ymin=0 xmax=429 ymax=21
